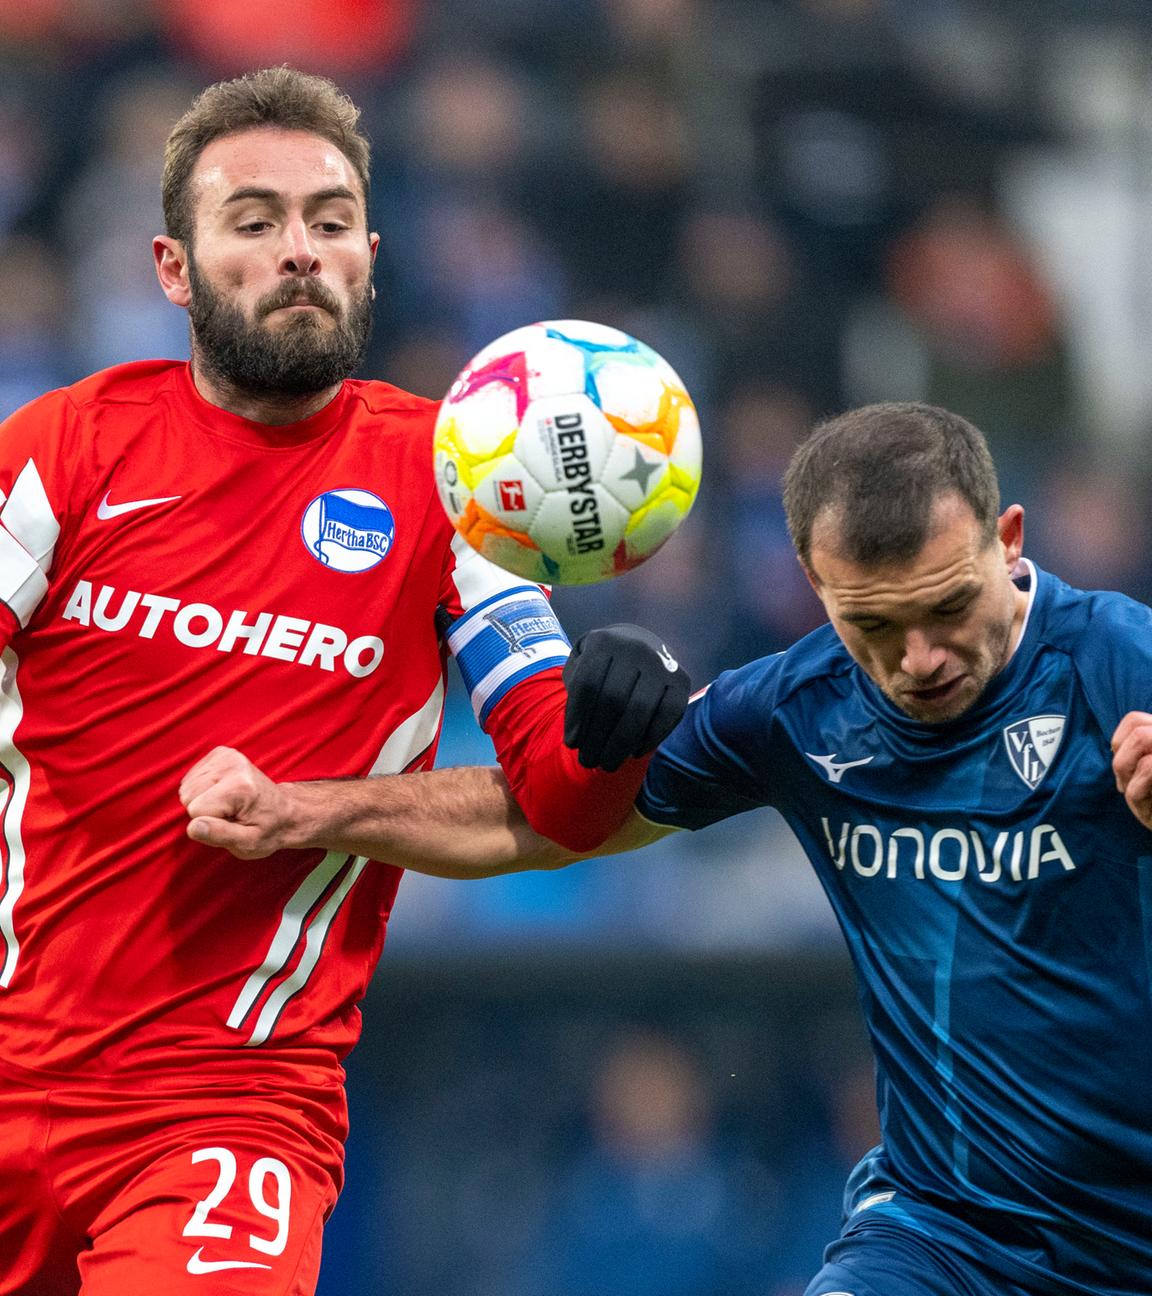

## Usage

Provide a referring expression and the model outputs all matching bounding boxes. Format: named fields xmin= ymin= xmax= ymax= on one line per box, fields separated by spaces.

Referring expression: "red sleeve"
xmin=435 ymin=523 xmax=642 ymax=849
xmin=0 ymin=389 xmax=80 ymax=650
xmin=0 ymin=603 xmax=18 ymax=652
xmin=485 ymin=665 xmax=648 ymax=852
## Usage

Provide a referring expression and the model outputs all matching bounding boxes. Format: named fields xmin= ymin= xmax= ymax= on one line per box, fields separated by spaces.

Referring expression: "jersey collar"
xmin=173 ymin=362 xmax=351 ymax=448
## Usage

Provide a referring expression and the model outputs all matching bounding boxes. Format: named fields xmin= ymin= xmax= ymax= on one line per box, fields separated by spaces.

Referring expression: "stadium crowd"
xmin=4 ymin=0 xmax=1152 ymax=1292
xmin=6 ymin=0 xmax=1152 ymax=678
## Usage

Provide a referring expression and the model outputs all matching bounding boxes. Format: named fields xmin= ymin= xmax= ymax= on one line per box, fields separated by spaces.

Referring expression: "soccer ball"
xmin=433 ymin=320 xmax=702 ymax=585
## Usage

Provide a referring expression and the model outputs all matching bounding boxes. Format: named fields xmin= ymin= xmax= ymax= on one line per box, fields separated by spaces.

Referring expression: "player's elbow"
xmin=520 ymin=806 xmax=628 ymax=855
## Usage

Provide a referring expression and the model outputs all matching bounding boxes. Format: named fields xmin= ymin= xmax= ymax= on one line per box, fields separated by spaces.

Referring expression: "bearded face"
xmin=186 ymin=253 xmax=374 ymax=399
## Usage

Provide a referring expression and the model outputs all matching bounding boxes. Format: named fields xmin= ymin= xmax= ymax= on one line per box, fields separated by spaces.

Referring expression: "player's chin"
xmin=896 ymin=675 xmax=977 ymax=723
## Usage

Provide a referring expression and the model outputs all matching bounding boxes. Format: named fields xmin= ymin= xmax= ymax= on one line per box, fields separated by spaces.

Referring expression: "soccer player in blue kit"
xmin=183 ymin=401 xmax=1152 ymax=1296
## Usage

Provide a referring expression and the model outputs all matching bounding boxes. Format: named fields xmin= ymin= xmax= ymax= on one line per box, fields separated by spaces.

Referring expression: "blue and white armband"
xmin=445 ymin=587 xmax=571 ymax=726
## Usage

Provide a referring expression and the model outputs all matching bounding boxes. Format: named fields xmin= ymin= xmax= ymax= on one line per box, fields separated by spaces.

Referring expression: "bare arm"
xmin=179 ymin=746 xmax=671 ymax=877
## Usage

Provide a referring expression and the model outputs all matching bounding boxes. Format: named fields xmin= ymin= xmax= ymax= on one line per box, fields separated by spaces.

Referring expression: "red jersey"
xmin=0 ymin=360 xmax=576 ymax=1094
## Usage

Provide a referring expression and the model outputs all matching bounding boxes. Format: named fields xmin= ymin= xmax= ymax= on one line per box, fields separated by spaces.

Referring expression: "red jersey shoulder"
xmin=341 ymin=379 xmax=448 ymax=521
xmin=344 ymin=378 xmax=438 ymax=421
xmin=0 ymin=364 xmax=185 ymax=520
xmin=343 ymin=379 xmax=438 ymax=451
xmin=55 ymin=360 xmax=185 ymax=412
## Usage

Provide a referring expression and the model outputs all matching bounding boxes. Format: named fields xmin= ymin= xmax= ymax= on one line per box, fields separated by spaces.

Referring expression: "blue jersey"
xmin=639 ymin=562 xmax=1152 ymax=1291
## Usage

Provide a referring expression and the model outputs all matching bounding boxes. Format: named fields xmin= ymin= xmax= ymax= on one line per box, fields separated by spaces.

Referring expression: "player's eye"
xmin=316 ymin=222 xmax=349 ymax=234
xmin=238 ymin=220 xmax=273 ymax=234
xmin=936 ymin=599 xmax=974 ymax=619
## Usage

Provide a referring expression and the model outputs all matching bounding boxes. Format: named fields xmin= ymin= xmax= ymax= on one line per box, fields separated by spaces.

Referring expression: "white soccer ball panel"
xmin=601 ymin=436 xmax=669 ymax=512
xmin=593 ymin=358 xmax=668 ymax=428
xmin=514 ymin=394 xmax=615 ymax=491
xmin=471 ymin=457 xmax=547 ymax=531
xmin=433 ymin=448 xmax=476 ymax=524
xmin=529 ymin=483 xmax=630 ymax=583
xmin=522 ymin=336 xmax=588 ymax=400
xmin=438 ymin=385 xmax=519 ymax=462
xmin=669 ymin=404 xmax=703 ymax=476
xmin=474 ymin=531 xmax=551 ymax=583
xmin=623 ymin=493 xmax=689 ymax=563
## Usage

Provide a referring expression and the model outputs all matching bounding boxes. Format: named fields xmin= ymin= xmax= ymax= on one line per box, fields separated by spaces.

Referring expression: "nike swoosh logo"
xmin=97 ymin=490 xmax=181 ymax=520
xmin=658 ymin=645 xmax=679 ymax=672
xmin=805 ymin=752 xmax=875 ymax=784
xmin=186 ymin=1247 xmax=272 ymax=1275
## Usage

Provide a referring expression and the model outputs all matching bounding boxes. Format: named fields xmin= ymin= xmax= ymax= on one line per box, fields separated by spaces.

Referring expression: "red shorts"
xmin=0 ymin=1076 xmax=344 ymax=1295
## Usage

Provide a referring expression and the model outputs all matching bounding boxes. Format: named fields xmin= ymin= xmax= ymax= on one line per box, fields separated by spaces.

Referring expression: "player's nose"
xmin=278 ymin=219 xmax=321 ymax=277
xmin=900 ymin=628 xmax=946 ymax=680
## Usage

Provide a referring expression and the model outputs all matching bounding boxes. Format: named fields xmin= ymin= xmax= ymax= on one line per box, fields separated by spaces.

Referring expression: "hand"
xmin=1111 ymin=711 xmax=1152 ymax=830
xmin=179 ymin=746 xmax=298 ymax=858
xmin=562 ymin=624 xmax=691 ymax=772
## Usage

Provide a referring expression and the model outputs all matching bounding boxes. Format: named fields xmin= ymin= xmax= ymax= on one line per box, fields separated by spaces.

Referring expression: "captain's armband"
xmin=444 ymin=588 xmax=570 ymax=726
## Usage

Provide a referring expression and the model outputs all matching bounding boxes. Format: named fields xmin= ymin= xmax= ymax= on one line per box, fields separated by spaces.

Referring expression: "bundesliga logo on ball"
xmin=433 ymin=320 xmax=703 ymax=584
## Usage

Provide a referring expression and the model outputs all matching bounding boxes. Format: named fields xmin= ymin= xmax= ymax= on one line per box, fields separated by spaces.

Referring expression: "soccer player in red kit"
xmin=0 ymin=68 xmax=690 ymax=1294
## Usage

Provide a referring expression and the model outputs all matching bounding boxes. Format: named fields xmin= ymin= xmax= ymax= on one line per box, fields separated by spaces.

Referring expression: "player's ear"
xmin=153 ymin=236 xmax=191 ymax=308
xmin=368 ymin=233 xmax=380 ymax=299
xmin=997 ymin=504 xmax=1025 ymax=569
xmin=799 ymin=558 xmax=823 ymax=597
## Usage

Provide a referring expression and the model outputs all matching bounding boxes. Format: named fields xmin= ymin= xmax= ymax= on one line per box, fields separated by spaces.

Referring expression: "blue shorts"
xmin=805 ymin=1148 xmax=1148 ymax=1296
xmin=805 ymin=1219 xmax=1049 ymax=1296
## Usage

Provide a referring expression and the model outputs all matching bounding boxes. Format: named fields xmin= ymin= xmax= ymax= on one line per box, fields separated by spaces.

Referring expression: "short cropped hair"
xmin=162 ymin=66 xmax=372 ymax=244
xmin=782 ymin=402 xmax=1000 ymax=569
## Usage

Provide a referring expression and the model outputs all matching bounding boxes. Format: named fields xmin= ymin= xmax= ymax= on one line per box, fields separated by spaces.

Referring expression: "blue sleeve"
xmin=637 ymin=658 xmax=781 ymax=830
xmin=1072 ymin=591 xmax=1152 ymax=732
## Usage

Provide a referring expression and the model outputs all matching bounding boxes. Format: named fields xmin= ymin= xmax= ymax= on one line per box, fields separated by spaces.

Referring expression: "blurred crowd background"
xmin=4 ymin=0 xmax=1152 ymax=1290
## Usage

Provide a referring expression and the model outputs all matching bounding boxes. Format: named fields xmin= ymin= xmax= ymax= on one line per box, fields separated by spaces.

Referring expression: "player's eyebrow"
xmin=840 ymin=610 xmax=889 ymax=627
xmin=222 ymin=186 xmax=283 ymax=208
xmin=838 ymin=580 xmax=981 ymax=626
xmin=305 ymin=186 xmax=361 ymax=208
xmin=933 ymin=581 xmax=979 ymax=611
xmin=221 ymin=185 xmax=361 ymax=210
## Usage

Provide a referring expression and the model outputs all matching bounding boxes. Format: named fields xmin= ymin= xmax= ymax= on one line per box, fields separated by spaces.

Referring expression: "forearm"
xmin=182 ymin=613 xmax=693 ymax=868
xmin=265 ymin=765 xmax=582 ymax=878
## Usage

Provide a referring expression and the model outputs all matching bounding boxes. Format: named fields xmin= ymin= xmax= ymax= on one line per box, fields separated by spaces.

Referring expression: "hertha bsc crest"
xmin=1003 ymin=715 xmax=1066 ymax=789
xmin=300 ymin=488 xmax=395 ymax=573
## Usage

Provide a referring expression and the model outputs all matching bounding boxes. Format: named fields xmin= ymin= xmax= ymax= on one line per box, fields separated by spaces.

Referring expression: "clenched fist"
xmin=179 ymin=746 xmax=298 ymax=858
xmin=1111 ymin=712 xmax=1152 ymax=831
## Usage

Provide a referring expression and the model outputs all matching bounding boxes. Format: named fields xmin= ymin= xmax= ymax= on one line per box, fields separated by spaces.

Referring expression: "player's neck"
xmin=189 ymin=359 xmax=342 ymax=427
xmin=1007 ymin=579 xmax=1030 ymax=656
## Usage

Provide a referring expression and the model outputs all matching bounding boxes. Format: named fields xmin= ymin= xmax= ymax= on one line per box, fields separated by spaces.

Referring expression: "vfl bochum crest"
xmin=1003 ymin=714 xmax=1066 ymax=789
xmin=301 ymin=489 xmax=395 ymax=573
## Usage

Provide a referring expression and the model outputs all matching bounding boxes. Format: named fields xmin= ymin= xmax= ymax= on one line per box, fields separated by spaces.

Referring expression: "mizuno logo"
xmin=186 ymin=1247 xmax=271 ymax=1275
xmin=853 ymin=1191 xmax=896 ymax=1213
xmin=96 ymin=490 xmax=181 ymax=520
xmin=658 ymin=645 xmax=679 ymax=672
xmin=805 ymin=752 xmax=874 ymax=784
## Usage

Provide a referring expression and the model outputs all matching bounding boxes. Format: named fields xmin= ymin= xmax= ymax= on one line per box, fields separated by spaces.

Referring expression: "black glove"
xmin=562 ymin=624 xmax=692 ymax=772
